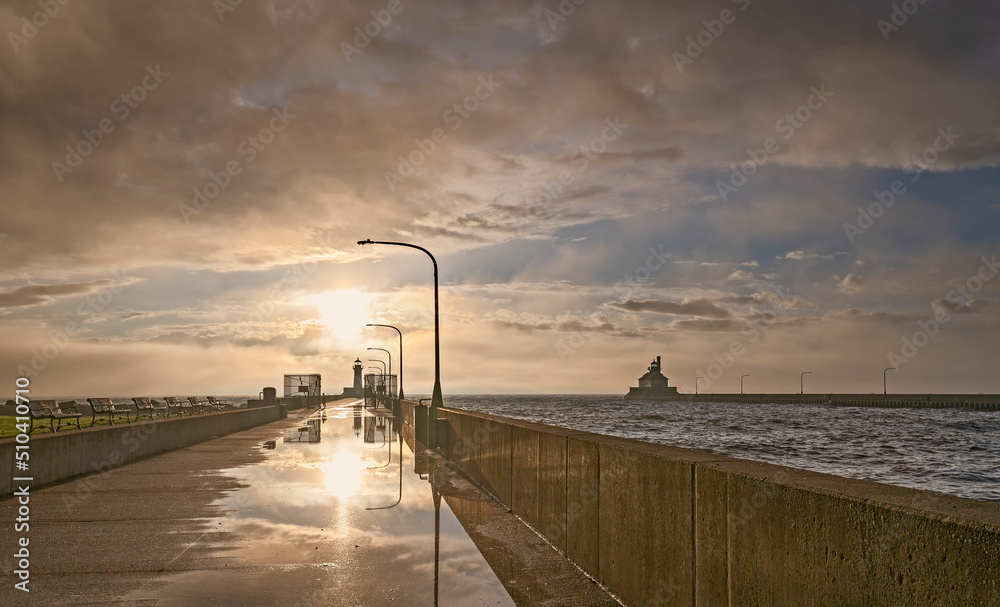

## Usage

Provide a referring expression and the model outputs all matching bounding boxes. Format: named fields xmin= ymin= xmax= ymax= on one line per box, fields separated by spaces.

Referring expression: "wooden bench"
xmin=132 ymin=397 xmax=169 ymax=420
xmin=187 ymin=396 xmax=211 ymax=414
xmin=87 ymin=398 xmax=132 ymax=425
xmin=28 ymin=400 xmax=82 ymax=433
xmin=208 ymin=396 xmax=237 ymax=411
xmin=163 ymin=396 xmax=195 ymax=416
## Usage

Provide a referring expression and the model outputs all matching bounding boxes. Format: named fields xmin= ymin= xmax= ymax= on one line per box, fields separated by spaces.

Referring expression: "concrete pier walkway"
xmin=1 ymin=401 xmax=617 ymax=606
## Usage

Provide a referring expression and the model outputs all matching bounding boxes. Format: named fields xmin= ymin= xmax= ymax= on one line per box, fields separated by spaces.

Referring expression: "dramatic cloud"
xmin=1 ymin=0 xmax=999 ymax=394
xmin=0 ymin=279 xmax=120 ymax=309
xmin=727 ymin=270 xmax=755 ymax=281
xmin=837 ymin=273 xmax=867 ymax=294
xmin=610 ymin=299 xmax=731 ymax=319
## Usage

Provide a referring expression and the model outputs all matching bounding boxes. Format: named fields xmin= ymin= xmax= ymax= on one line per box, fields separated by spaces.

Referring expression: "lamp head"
xmin=357 ymin=239 xmax=373 ymax=246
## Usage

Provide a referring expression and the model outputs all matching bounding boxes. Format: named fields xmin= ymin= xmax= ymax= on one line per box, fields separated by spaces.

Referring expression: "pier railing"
xmin=665 ymin=393 xmax=1000 ymax=410
xmin=399 ymin=398 xmax=1000 ymax=606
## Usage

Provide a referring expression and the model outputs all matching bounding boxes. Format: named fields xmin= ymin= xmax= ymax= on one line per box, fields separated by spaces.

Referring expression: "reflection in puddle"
xmin=124 ymin=403 xmax=516 ymax=606
xmin=285 ymin=416 xmax=322 ymax=443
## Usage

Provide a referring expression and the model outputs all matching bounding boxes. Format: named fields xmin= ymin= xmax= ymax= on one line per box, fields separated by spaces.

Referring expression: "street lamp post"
xmin=358 ymin=239 xmax=442 ymax=446
xmin=800 ymin=371 xmax=812 ymax=395
xmin=368 ymin=324 xmax=403 ymax=400
xmin=696 ymin=376 xmax=704 ymax=395
xmin=368 ymin=347 xmax=392 ymax=398
xmin=741 ymin=374 xmax=750 ymax=394
xmin=369 ymin=359 xmax=387 ymax=405
xmin=884 ymin=367 xmax=896 ymax=395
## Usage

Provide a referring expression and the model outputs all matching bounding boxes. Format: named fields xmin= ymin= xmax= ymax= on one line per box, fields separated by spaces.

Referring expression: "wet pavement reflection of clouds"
xmin=126 ymin=403 xmax=515 ymax=606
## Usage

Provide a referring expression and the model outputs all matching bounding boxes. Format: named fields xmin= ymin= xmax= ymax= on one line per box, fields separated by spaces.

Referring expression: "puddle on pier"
xmin=124 ymin=403 xmax=516 ymax=606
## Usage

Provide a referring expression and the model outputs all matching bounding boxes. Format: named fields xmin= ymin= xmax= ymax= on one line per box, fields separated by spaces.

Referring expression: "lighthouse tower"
xmin=342 ymin=358 xmax=365 ymax=398
xmin=352 ymin=358 xmax=363 ymax=396
xmin=625 ymin=355 xmax=679 ymax=399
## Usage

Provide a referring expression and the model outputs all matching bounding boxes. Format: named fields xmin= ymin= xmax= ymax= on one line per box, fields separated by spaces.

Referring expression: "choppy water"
xmin=441 ymin=395 xmax=1000 ymax=504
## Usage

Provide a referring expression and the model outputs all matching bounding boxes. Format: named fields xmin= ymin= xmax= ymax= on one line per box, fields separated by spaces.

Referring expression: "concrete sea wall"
xmin=0 ymin=405 xmax=289 ymax=498
xmin=400 ymin=400 xmax=1000 ymax=606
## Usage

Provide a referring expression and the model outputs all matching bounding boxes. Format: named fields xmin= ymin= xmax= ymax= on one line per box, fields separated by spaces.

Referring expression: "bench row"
xmin=21 ymin=396 xmax=241 ymax=433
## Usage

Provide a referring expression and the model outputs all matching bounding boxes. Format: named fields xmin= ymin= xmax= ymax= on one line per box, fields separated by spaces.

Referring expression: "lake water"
xmin=439 ymin=395 xmax=1000 ymax=504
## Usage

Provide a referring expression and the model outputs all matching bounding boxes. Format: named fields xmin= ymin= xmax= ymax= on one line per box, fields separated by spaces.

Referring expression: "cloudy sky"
xmin=2 ymin=0 xmax=999 ymax=397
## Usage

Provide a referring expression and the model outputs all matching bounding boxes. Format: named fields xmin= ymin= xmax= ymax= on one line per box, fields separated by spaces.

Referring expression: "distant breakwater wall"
xmin=399 ymin=399 xmax=1000 ymax=606
xmin=653 ymin=393 xmax=1000 ymax=410
xmin=245 ymin=394 xmax=344 ymax=409
xmin=0 ymin=405 xmax=292 ymax=498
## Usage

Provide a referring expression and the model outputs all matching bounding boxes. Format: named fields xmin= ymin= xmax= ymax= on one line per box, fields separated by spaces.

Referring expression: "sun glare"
xmin=305 ymin=289 xmax=376 ymax=348
xmin=320 ymin=449 xmax=364 ymax=501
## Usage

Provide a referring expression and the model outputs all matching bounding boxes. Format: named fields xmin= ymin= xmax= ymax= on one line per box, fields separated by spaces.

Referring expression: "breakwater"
xmin=655 ymin=392 xmax=1000 ymax=409
xmin=400 ymin=399 xmax=1000 ymax=606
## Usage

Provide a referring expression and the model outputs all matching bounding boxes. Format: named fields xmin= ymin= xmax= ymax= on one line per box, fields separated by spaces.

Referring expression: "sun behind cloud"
xmin=304 ymin=289 xmax=376 ymax=350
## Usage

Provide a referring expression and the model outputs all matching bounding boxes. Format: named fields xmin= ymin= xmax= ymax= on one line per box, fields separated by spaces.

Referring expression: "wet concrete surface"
xmin=0 ymin=400 xmax=618 ymax=606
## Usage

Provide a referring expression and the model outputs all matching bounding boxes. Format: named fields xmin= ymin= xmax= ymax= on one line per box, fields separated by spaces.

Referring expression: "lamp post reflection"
xmin=433 ymin=480 xmax=441 ymax=607
xmin=359 ymin=413 xmax=441 ymax=605
xmin=367 ymin=421 xmax=394 ymax=467
xmin=365 ymin=429 xmax=403 ymax=511
xmin=364 ymin=415 xmax=387 ymax=447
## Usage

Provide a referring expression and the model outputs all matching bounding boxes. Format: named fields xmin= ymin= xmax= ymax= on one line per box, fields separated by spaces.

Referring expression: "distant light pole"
xmin=884 ymin=367 xmax=896 ymax=395
xmin=800 ymin=371 xmax=812 ymax=395
xmin=368 ymin=347 xmax=392 ymax=398
xmin=368 ymin=324 xmax=403 ymax=400
xmin=741 ymin=374 xmax=750 ymax=394
xmin=368 ymin=362 xmax=386 ymax=407
xmin=358 ymin=239 xmax=442 ymax=446
xmin=367 ymin=365 xmax=385 ymax=388
xmin=696 ymin=376 xmax=704 ymax=395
